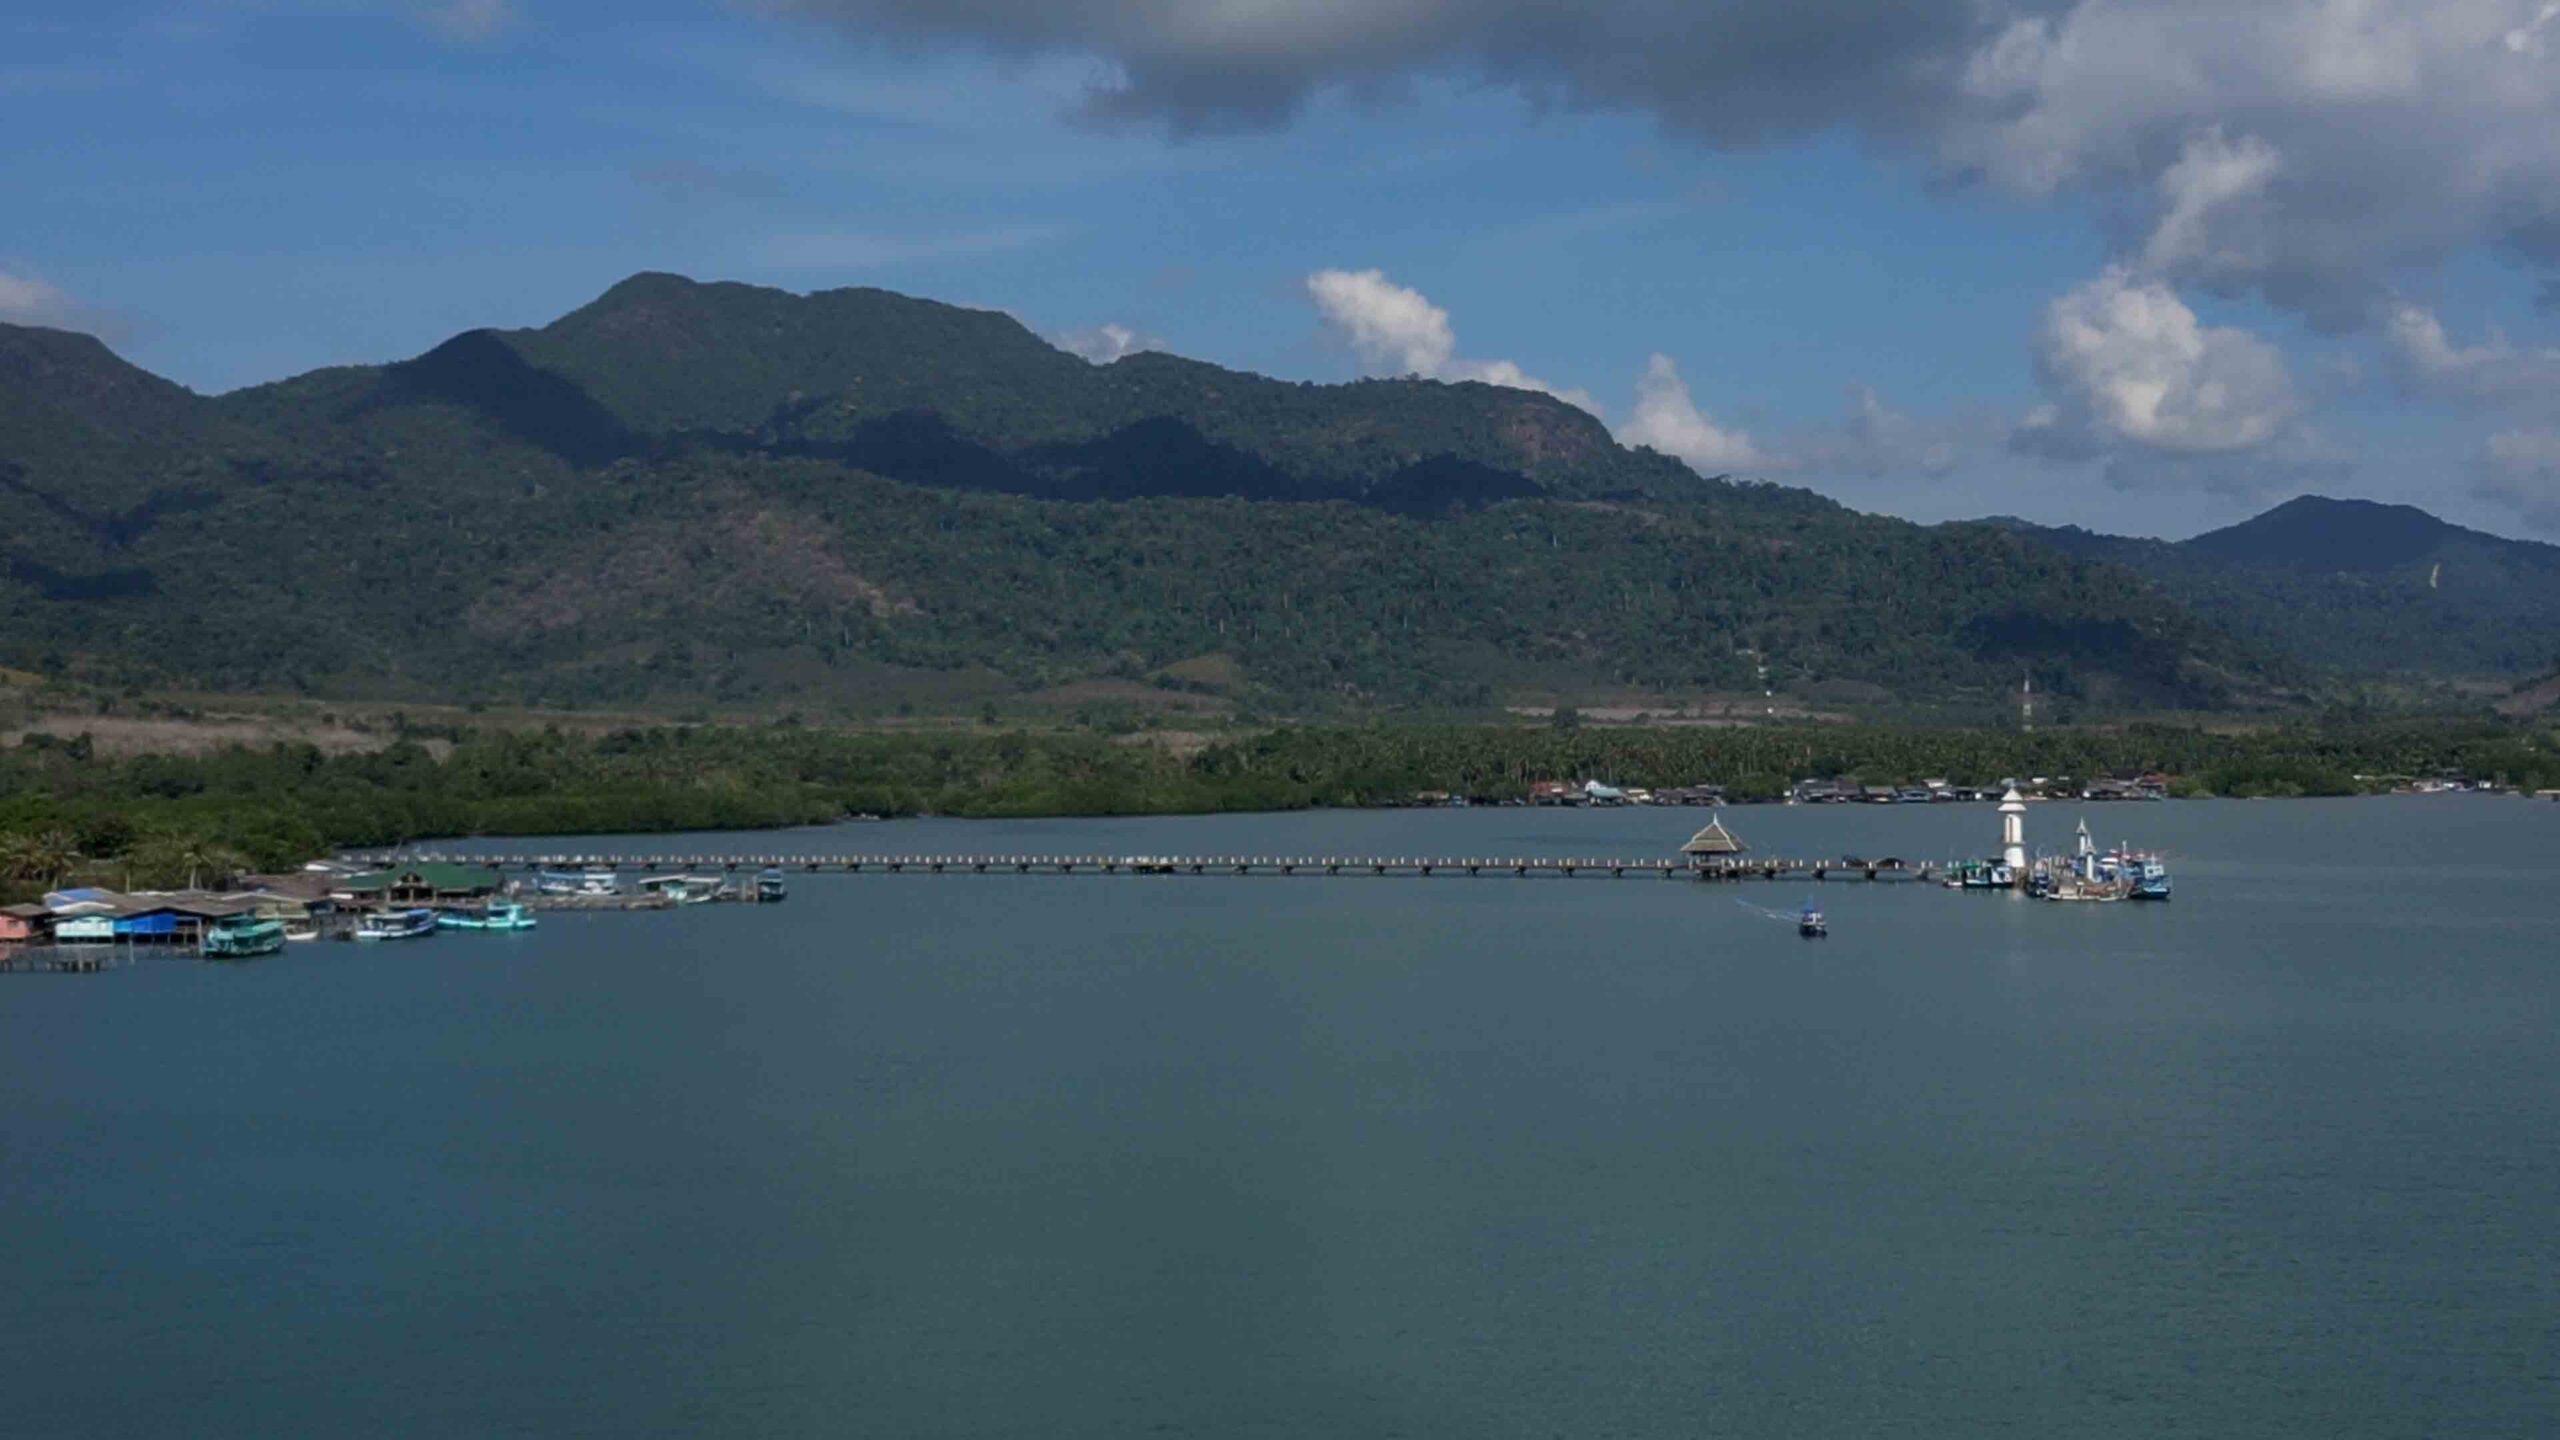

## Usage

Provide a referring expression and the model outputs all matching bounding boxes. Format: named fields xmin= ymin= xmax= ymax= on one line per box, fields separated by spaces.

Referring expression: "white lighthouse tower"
xmin=1999 ymin=785 xmax=2029 ymax=876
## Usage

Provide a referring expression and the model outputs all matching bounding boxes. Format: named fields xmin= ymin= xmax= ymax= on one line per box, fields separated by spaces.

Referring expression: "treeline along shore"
xmin=3 ymin=718 xmax=2555 ymax=900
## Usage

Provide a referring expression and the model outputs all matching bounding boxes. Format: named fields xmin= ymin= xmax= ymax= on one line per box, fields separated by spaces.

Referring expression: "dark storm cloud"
xmin=761 ymin=1 xmax=2560 ymax=331
xmin=758 ymin=0 xmax=2015 ymax=140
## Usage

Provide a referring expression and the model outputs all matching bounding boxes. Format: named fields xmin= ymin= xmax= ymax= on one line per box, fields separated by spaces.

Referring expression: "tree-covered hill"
xmin=0 ymin=274 xmax=2300 ymax=715
xmin=1992 ymin=496 xmax=2560 ymax=679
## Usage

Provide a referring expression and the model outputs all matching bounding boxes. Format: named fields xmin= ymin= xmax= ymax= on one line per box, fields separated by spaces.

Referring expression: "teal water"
xmin=4 ymin=797 xmax=2555 ymax=1437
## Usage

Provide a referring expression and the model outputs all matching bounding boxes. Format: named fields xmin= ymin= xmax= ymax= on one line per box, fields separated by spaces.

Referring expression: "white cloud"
xmin=1299 ymin=271 xmax=1964 ymax=480
xmin=2474 ymin=427 xmax=2560 ymax=530
xmin=1055 ymin=322 xmax=1158 ymax=363
xmin=2140 ymin=128 xmax=2282 ymax=277
xmin=1940 ymin=1 xmax=2560 ymax=327
xmin=1791 ymin=385 xmax=1969 ymax=478
xmin=2095 ymin=426 xmax=2349 ymax=500
xmin=1304 ymin=267 xmax=1596 ymax=411
xmin=1618 ymin=353 xmax=1762 ymax=472
xmin=423 ymin=0 xmax=512 ymax=43
xmin=767 ymin=2 xmax=2560 ymax=331
xmin=2035 ymin=267 xmax=2298 ymax=455
xmin=2383 ymin=303 xmax=2560 ymax=407
xmin=0 ymin=268 xmax=73 ymax=325
xmin=1306 ymin=268 xmax=1454 ymax=375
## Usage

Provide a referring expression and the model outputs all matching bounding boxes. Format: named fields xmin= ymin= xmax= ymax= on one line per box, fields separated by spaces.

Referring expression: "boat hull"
xmin=204 ymin=921 xmax=288 ymax=959
xmin=355 ymin=909 xmax=439 ymax=941
xmin=438 ymin=905 xmax=538 ymax=931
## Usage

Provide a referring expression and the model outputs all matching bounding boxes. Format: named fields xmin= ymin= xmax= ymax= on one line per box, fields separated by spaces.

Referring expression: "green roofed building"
xmin=332 ymin=864 xmax=505 ymax=905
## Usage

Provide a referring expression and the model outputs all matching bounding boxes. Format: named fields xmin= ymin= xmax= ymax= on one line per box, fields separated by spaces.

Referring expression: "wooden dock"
xmin=361 ymin=852 xmax=1959 ymax=882
xmin=520 ymin=893 xmax=678 ymax=912
xmin=0 ymin=945 xmax=115 ymax=973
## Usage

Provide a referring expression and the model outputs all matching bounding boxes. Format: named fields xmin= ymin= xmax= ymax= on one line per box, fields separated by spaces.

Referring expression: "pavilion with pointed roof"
xmin=1680 ymin=814 xmax=1746 ymax=868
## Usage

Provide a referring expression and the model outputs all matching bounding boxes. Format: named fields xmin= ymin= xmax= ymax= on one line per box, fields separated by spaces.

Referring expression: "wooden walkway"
xmin=363 ymin=852 xmax=1956 ymax=882
xmin=0 ymin=945 xmax=115 ymax=973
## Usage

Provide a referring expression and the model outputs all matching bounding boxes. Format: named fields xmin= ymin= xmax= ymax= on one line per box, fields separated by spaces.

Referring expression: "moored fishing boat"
xmin=636 ymin=874 xmax=721 ymax=905
xmin=355 ymin=907 xmax=438 ymax=941
xmin=2121 ymin=852 xmax=2172 ymax=900
xmin=203 ymin=914 xmax=288 ymax=959
xmin=437 ymin=899 xmax=538 ymax=931
xmin=754 ymin=867 xmax=787 ymax=903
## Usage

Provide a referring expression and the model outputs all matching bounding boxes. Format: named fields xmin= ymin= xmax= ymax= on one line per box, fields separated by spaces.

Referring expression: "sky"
xmin=6 ymin=0 xmax=2560 ymax=540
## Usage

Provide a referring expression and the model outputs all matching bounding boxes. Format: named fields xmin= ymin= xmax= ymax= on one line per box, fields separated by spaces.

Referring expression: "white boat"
xmin=636 ymin=874 xmax=721 ymax=905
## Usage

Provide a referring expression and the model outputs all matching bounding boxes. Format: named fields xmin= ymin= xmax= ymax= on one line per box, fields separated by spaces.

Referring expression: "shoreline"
xmin=5 ymin=718 xmax=2553 ymax=904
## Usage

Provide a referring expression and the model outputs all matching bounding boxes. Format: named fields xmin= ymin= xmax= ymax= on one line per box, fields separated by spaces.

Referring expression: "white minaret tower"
xmin=2000 ymin=785 xmax=2029 ymax=874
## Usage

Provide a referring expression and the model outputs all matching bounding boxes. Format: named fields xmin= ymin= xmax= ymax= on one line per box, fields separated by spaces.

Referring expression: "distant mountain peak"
xmin=2185 ymin=493 xmax=2470 ymax=570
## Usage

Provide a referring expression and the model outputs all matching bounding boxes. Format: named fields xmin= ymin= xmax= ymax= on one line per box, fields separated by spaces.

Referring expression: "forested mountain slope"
xmin=0 ymin=275 xmax=2291 ymax=714
xmin=1993 ymin=496 xmax=2560 ymax=679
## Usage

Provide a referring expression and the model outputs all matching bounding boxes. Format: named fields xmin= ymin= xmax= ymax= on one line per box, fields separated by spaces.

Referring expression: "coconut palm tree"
xmin=0 ymin=830 xmax=80 ymax=892
xmin=177 ymin=840 xmax=251 ymax=892
xmin=126 ymin=835 xmax=249 ymax=892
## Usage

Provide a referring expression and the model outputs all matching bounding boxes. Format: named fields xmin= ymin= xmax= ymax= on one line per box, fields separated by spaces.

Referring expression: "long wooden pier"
xmin=360 ymin=852 xmax=1958 ymax=882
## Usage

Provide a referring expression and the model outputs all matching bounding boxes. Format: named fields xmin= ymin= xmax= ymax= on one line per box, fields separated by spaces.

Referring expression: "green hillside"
xmin=1995 ymin=496 xmax=2560 ymax=678
xmin=0 ymin=274 xmax=2297 ymax=716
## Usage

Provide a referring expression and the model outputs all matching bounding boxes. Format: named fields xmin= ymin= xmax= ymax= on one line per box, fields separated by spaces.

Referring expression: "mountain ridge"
xmin=1990 ymin=496 xmax=2560 ymax=678
xmin=0 ymin=273 xmax=2303 ymax=714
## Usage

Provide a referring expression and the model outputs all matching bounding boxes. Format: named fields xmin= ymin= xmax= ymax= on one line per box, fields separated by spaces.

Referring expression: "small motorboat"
xmin=1798 ymin=903 xmax=1828 ymax=938
xmin=636 ymin=874 xmax=721 ymax=905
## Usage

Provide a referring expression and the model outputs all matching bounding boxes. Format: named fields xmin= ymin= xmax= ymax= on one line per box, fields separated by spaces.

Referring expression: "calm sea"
xmin=4 ymin=797 xmax=2555 ymax=1437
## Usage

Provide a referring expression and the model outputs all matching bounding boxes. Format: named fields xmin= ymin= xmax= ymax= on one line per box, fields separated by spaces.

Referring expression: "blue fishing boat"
xmin=2126 ymin=855 xmax=2172 ymax=900
xmin=355 ymin=907 xmax=438 ymax=941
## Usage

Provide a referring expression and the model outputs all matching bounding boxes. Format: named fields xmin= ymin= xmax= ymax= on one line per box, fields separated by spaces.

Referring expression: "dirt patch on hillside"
xmin=0 ymin=714 xmax=405 ymax=757
xmin=1022 ymin=678 xmax=1233 ymax=714
xmin=1154 ymin=653 xmax=1244 ymax=692
xmin=470 ymin=504 xmax=916 ymax=637
xmin=2495 ymin=670 xmax=2560 ymax=717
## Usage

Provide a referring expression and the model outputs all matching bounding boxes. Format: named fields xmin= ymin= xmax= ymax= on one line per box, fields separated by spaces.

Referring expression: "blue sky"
xmin=7 ymin=1 xmax=2560 ymax=540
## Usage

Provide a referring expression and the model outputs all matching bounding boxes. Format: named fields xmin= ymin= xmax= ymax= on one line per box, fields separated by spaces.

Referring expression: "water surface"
xmin=5 ymin=798 xmax=2555 ymax=1436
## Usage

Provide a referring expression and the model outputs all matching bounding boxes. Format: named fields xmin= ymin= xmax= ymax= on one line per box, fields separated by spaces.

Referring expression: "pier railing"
xmin=356 ymin=852 xmax=1958 ymax=882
